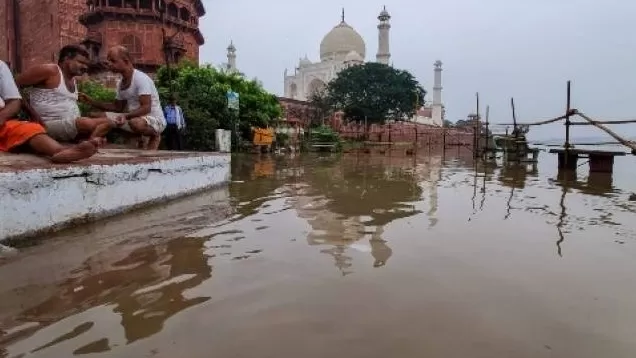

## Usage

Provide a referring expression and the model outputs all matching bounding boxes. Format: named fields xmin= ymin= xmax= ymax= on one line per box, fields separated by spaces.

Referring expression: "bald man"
xmin=79 ymin=46 xmax=166 ymax=150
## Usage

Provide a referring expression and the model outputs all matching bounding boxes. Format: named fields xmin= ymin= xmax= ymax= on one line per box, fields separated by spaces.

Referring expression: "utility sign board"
xmin=227 ymin=91 xmax=239 ymax=111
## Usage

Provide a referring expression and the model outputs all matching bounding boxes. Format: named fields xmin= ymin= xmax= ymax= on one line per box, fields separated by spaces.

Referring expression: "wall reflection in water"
xmin=3 ymin=150 xmax=634 ymax=356
xmin=3 ymin=236 xmax=212 ymax=355
xmin=1 ymin=189 xmax=231 ymax=357
xmin=231 ymin=151 xmax=467 ymax=275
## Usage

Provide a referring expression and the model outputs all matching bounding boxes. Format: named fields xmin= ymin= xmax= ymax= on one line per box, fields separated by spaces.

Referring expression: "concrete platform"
xmin=549 ymin=148 xmax=626 ymax=173
xmin=0 ymin=149 xmax=231 ymax=242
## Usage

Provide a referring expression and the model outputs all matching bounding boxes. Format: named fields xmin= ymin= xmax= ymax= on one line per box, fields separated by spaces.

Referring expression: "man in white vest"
xmin=80 ymin=46 xmax=166 ymax=150
xmin=15 ymin=45 xmax=112 ymax=144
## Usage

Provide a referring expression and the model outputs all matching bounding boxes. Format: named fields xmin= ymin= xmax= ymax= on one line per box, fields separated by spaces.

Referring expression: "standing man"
xmin=15 ymin=45 xmax=112 ymax=143
xmin=80 ymin=46 xmax=166 ymax=150
xmin=163 ymin=95 xmax=186 ymax=150
xmin=0 ymin=60 xmax=97 ymax=163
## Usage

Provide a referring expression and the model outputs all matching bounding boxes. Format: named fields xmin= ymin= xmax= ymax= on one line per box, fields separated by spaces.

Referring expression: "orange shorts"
xmin=0 ymin=120 xmax=46 ymax=152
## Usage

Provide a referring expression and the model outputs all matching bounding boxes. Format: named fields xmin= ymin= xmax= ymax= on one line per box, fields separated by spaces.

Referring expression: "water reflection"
xmin=2 ymin=236 xmax=212 ymax=355
xmin=550 ymin=169 xmax=619 ymax=257
xmin=3 ymin=151 xmax=636 ymax=357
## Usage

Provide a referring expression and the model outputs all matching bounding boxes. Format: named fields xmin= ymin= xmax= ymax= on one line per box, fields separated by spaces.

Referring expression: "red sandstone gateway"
xmin=2 ymin=0 xmax=205 ymax=78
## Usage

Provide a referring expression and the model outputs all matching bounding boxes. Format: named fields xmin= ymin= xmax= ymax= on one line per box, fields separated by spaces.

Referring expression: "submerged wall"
xmin=0 ymin=151 xmax=230 ymax=242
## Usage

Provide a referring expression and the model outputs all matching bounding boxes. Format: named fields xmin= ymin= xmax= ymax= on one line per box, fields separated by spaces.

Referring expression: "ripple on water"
xmin=2 ymin=152 xmax=636 ymax=357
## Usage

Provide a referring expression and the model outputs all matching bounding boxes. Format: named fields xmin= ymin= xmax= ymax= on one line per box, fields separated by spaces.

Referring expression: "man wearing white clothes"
xmin=80 ymin=46 xmax=166 ymax=150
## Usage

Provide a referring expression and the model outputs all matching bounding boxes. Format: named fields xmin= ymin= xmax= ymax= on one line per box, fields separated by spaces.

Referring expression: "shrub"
xmin=155 ymin=62 xmax=282 ymax=151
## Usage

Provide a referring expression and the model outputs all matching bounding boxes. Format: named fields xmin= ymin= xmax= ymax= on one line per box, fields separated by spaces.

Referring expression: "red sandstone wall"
xmin=0 ymin=0 xmax=8 ymax=64
xmin=337 ymin=122 xmax=475 ymax=147
xmin=18 ymin=0 xmax=61 ymax=70
xmin=58 ymin=0 xmax=88 ymax=49
xmin=4 ymin=0 xmax=202 ymax=72
xmin=172 ymin=0 xmax=201 ymax=62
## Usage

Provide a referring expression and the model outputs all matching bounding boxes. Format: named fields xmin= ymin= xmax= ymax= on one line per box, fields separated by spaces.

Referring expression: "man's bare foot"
xmin=51 ymin=140 xmax=98 ymax=163
xmin=147 ymin=135 xmax=161 ymax=150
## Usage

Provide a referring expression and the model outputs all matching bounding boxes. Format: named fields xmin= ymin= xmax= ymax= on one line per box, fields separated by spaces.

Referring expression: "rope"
xmin=570 ymin=119 xmax=636 ymax=125
xmin=495 ymin=113 xmax=568 ymax=127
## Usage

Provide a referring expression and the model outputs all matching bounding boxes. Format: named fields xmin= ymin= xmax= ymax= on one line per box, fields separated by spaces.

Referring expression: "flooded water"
xmin=2 ymin=149 xmax=636 ymax=357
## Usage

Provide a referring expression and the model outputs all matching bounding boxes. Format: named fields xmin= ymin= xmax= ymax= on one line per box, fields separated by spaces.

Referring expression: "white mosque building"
xmin=283 ymin=8 xmax=390 ymax=101
xmin=227 ymin=7 xmax=445 ymax=126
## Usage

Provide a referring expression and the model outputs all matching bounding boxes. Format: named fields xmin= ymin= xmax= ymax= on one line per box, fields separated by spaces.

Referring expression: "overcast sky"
xmin=199 ymin=0 xmax=636 ymax=140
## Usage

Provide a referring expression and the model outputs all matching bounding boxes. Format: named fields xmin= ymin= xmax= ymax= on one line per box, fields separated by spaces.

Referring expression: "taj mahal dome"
xmin=278 ymin=7 xmax=445 ymax=126
xmin=283 ymin=8 xmax=390 ymax=101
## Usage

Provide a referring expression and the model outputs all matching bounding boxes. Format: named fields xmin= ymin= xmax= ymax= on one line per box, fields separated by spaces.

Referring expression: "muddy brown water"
xmin=1 ymin=150 xmax=636 ymax=357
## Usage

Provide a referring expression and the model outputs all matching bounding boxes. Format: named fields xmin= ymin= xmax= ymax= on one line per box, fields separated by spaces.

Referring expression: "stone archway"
xmin=290 ymin=83 xmax=298 ymax=99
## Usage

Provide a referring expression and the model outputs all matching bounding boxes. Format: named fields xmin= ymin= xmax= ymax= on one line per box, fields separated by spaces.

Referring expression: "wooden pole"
xmin=564 ymin=81 xmax=572 ymax=167
xmin=443 ymin=128 xmax=446 ymax=153
xmin=511 ymin=98 xmax=518 ymax=158
xmin=484 ymin=105 xmax=490 ymax=156
xmin=565 ymin=81 xmax=572 ymax=149
xmin=511 ymin=98 xmax=517 ymax=129
xmin=474 ymin=92 xmax=480 ymax=157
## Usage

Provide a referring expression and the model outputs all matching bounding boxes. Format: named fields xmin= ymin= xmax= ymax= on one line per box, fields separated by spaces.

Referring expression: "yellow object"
xmin=252 ymin=127 xmax=274 ymax=146
xmin=252 ymin=158 xmax=275 ymax=179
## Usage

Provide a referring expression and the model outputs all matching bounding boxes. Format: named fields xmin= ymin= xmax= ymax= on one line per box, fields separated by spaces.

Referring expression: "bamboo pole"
xmin=511 ymin=98 xmax=517 ymax=129
xmin=474 ymin=92 xmax=480 ymax=157
xmin=484 ymin=105 xmax=490 ymax=155
xmin=511 ymin=98 xmax=519 ymax=158
xmin=565 ymin=81 xmax=572 ymax=149
xmin=574 ymin=111 xmax=636 ymax=154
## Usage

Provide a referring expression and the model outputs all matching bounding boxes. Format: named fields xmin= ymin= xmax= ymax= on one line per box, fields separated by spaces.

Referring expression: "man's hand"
xmin=78 ymin=92 xmax=93 ymax=104
xmin=114 ymin=115 xmax=127 ymax=126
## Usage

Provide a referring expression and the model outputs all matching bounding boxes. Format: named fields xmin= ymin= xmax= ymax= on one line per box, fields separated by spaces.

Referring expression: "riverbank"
xmin=0 ymin=149 xmax=230 ymax=243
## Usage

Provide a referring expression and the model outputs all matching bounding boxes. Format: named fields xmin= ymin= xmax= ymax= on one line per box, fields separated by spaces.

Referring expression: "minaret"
xmin=432 ymin=60 xmax=443 ymax=126
xmin=376 ymin=6 xmax=391 ymax=65
xmin=227 ymin=41 xmax=236 ymax=72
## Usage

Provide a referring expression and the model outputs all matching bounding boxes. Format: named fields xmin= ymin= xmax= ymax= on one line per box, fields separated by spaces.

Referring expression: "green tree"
xmin=77 ymin=80 xmax=117 ymax=116
xmin=308 ymin=89 xmax=332 ymax=126
xmin=155 ymin=62 xmax=282 ymax=151
xmin=324 ymin=63 xmax=426 ymax=124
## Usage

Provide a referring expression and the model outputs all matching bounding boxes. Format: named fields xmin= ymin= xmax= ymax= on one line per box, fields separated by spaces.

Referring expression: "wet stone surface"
xmin=0 ymin=148 xmax=224 ymax=172
xmin=1 ymin=150 xmax=636 ymax=357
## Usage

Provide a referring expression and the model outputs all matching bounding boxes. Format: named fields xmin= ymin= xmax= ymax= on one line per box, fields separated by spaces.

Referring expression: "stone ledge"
xmin=1 ymin=149 xmax=231 ymax=242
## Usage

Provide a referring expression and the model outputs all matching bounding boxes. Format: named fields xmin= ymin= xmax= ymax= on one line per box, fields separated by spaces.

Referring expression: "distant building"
xmin=410 ymin=61 xmax=444 ymax=127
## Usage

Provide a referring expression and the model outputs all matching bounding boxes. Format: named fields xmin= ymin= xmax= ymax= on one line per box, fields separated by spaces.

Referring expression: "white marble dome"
xmin=320 ymin=21 xmax=366 ymax=62
xmin=344 ymin=50 xmax=364 ymax=63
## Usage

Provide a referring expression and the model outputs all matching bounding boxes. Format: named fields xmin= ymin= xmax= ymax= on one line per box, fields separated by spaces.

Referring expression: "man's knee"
xmin=75 ymin=118 xmax=92 ymax=131
xmin=129 ymin=118 xmax=155 ymax=135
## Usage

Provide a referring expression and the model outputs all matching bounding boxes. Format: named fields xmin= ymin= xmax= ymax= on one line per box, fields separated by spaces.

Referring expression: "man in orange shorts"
xmin=0 ymin=60 xmax=97 ymax=163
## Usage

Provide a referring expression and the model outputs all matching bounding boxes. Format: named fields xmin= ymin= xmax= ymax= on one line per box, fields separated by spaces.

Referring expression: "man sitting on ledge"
xmin=80 ymin=46 xmax=166 ymax=150
xmin=15 ymin=45 xmax=113 ymax=143
xmin=0 ymin=60 xmax=97 ymax=163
